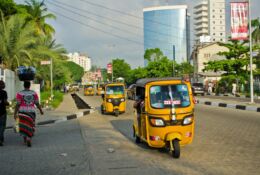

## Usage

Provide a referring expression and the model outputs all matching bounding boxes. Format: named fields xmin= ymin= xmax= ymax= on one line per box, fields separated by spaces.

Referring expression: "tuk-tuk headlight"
xmin=183 ymin=115 xmax=194 ymax=125
xmin=120 ymin=98 xmax=125 ymax=102
xmin=107 ymin=99 xmax=112 ymax=103
xmin=149 ymin=117 xmax=165 ymax=127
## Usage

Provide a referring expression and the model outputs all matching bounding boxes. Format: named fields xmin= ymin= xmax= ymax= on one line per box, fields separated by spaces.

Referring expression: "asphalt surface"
xmin=1 ymin=92 xmax=259 ymax=175
xmin=81 ymin=95 xmax=260 ymax=175
xmin=0 ymin=120 xmax=91 ymax=175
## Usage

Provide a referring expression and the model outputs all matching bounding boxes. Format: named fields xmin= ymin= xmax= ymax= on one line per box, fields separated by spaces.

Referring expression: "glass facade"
xmin=143 ymin=6 xmax=189 ymax=65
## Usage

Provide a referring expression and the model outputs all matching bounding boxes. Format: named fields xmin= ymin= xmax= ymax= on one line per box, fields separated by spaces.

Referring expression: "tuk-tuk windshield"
xmin=106 ymin=86 xmax=124 ymax=95
xmin=150 ymin=84 xmax=190 ymax=108
xmin=85 ymin=85 xmax=93 ymax=88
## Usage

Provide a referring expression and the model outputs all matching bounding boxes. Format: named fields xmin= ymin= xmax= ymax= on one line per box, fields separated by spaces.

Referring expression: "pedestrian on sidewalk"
xmin=208 ymin=81 xmax=213 ymax=95
xmin=0 ymin=81 xmax=9 ymax=146
xmin=232 ymin=82 xmax=237 ymax=96
xmin=13 ymin=81 xmax=44 ymax=147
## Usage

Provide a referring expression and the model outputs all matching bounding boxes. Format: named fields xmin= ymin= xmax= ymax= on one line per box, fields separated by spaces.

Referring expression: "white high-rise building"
xmin=67 ymin=52 xmax=91 ymax=72
xmin=194 ymin=0 xmax=226 ymax=43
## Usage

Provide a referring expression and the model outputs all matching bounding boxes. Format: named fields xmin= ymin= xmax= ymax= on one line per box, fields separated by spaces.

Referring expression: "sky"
xmin=15 ymin=0 xmax=260 ymax=69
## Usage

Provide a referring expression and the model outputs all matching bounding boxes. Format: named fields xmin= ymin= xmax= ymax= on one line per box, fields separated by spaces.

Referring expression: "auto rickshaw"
xmin=133 ymin=77 xmax=195 ymax=158
xmin=101 ymin=83 xmax=126 ymax=117
xmin=96 ymin=84 xmax=104 ymax=96
xmin=84 ymin=84 xmax=94 ymax=96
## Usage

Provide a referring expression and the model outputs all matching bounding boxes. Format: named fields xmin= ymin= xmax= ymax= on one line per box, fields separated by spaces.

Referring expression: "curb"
xmin=6 ymin=110 xmax=91 ymax=129
xmin=197 ymin=99 xmax=260 ymax=113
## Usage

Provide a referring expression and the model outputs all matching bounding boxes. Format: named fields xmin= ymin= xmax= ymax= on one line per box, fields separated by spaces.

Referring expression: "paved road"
xmin=0 ymin=120 xmax=91 ymax=175
xmin=81 ymin=94 xmax=260 ymax=175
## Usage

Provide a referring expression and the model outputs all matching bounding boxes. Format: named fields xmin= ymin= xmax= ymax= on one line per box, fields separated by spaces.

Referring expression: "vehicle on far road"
xmin=191 ymin=83 xmax=205 ymax=96
xmin=133 ymin=77 xmax=195 ymax=158
xmin=101 ymin=83 xmax=126 ymax=117
xmin=96 ymin=84 xmax=104 ymax=96
xmin=127 ymin=84 xmax=136 ymax=100
xmin=84 ymin=84 xmax=94 ymax=96
xmin=70 ymin=83 xmax=79 ymax=92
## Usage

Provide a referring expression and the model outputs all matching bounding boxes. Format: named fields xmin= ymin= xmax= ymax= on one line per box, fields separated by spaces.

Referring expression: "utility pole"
xmin=248 ymin=0 xmax=254 ymax=103
xmin=50 ymin=58 xmax=53 ymax=100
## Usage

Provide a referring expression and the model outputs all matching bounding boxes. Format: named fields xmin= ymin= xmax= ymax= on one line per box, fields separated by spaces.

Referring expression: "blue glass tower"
xmin=143 ymin=6 xmax=189 ymax=65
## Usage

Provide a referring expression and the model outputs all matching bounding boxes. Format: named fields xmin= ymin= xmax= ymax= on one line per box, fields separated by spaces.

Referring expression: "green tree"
xmin=128 ymin=67 xmax=147 ymax=84
xmin=252 ymin=18 xmax=260 ymax=44
xmin=25 ymin=0 xmax=56 ymax=36
xmin=0 ymin=13 xmax=37 ymax=70
xmin=146 ymin=56 xmax=173 ymax=78
xmin=0 ymin=0 xmax=17 ymax=18
xmin=204 ymin=39 xmax=249 ymax=76
xmin=144 ymin=48 xmax=164 ymax=62
xmin=63 ymin=61 xmax=84 ymax=82
xmin=112 ymin=58 xmax=131 ymax=80
xmin=176 ymin=62 xmax=194 ymax=76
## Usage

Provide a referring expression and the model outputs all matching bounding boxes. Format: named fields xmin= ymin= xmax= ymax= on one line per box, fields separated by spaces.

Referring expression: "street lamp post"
xmin=248 ymin=0 xmax=254 ymax=103
xmin=172 ymin=45 xmax=175 ymax=77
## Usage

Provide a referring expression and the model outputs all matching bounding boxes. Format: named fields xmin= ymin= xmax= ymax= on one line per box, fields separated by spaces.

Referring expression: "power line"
xmin=46 ymin=1 xmax=142 ymax=37
xmin=54 ymin=0 xmax=192 ymax=32
xmin=48 ymin=0 xmax=194 ymax=41
xmin=48 ymin=9 xmax=176 ymax=55
xmin=48 ymin=9 xmax=143 ymax=45
xmin=46 ymin=1 xmax=193 ymax=48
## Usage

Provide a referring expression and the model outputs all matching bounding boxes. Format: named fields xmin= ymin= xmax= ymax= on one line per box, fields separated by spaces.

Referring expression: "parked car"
xmin=127 ymin=84 xmax=136 ymax=100
xmin=192 ymin=83 xmax=205 ymax=96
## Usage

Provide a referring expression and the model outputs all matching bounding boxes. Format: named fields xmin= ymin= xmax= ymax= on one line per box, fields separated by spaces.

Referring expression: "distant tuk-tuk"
xmin=133 ymin=77 xmax=195 ymax=158
xmin=96 ymin=84 xmax=104 ymax=96
xmin=101 ymin=83 xmax=126 ymax=116
xmin=84 ymin=84 xmax=94 ymax=96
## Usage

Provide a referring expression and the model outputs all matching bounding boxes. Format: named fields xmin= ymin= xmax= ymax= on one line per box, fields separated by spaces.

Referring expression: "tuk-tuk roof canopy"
xmin=136 ymin=77 xmax=182 ymax=87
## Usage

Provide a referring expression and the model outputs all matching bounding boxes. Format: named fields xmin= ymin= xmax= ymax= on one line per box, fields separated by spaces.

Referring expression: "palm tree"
xmin=0 ymin=12 xmax=37 ymax=70
xmin=252 ymin=18 xmax=260 ymax=44
xmin=25 ymin=0 xmax=56 ymax=36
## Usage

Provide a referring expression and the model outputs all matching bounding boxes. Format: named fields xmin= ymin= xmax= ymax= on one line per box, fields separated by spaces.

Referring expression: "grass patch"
xmin=41 ymin=90 xmax=64 ymax=109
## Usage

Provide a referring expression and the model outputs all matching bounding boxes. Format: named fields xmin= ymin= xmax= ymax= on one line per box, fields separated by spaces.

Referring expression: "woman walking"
xmin=13 ymin=81 xmax=43 ymax=147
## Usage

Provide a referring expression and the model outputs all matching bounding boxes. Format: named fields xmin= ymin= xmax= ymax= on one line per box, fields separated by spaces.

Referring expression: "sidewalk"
xmin=6 ymin=93 xmax=90 ymax=128
xmin=196 ymin=96 xmax=260 ymax=112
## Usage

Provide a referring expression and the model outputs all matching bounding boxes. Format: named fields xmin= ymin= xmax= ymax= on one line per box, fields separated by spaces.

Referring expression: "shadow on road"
xmin=110 ymin=119 xmax=169 ymax=154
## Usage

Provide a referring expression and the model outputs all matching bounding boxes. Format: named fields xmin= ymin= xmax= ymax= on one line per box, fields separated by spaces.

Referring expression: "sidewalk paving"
xmin=6 ymin=93 xmax=90 ymax=128
xmin=196 ymin=96 xmax=260 ymax=112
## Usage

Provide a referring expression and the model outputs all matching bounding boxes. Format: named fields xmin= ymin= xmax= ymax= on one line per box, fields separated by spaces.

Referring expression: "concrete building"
xmin=194 ymin=0 xmax=226 ymax=43
xmin=192 ymin=42 xmax=228 ymax=83
xmin=67 ymin=52 xmax=91 ymax=72
xmin=143 ymin=5 xmax=190 ymax=64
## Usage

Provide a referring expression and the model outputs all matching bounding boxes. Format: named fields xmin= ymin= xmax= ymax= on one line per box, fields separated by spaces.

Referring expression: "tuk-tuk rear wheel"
xmin=135 ymin=135 xmax=141 ymax=144
xmin=172 ymin=140 xmax=180 ymax=158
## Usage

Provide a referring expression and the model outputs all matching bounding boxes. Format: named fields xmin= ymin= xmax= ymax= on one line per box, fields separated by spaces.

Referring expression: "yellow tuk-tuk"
xmin=84 ymin=84 xmax=94 ymax=96
xmin=133 ymin=77 xmax=195 ymax=158
xmin=101 ymin=83 xmax=126 ymax=116
xmin=96 ymin=84 xmax=104 ymax=96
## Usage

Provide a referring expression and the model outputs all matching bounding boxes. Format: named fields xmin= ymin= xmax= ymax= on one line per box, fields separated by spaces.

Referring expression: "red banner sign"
xmin=107 ymin=63 xmax=112 ymax=74
xmin=231 ymin=2 xmax=249 ymax=40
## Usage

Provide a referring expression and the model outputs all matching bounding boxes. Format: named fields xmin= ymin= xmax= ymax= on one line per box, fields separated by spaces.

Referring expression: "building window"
xmin=220 ymin=39 xmax=223 ymax=41
xmin=220 ymin=10 xmax=222 ymax=12
xmin=220 ymin=21 xmax=222 ymax=24
xmin=213 ymin=15 xmax=215 ymax=18
xmin=220 ymin=15 xmax=222 ymax=18
xmin=213 ymin=21 xmax=215 ymax=24
xmin=213 ymin=33 xmax=215 ymax=35
xmin=213 ymin=39 xmax=215 ymax=41
xmin=220 ymin=33 xmax=223 ymax=36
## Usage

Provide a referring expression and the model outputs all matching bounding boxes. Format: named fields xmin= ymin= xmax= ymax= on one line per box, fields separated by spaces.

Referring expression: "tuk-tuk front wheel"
xmin=115 ymin=110 xmax=119 ymax=117
xmin=171 ymin=140 xmax=180 ymax=158
xmin=101 ymin=105 xmax=104 ymax=114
